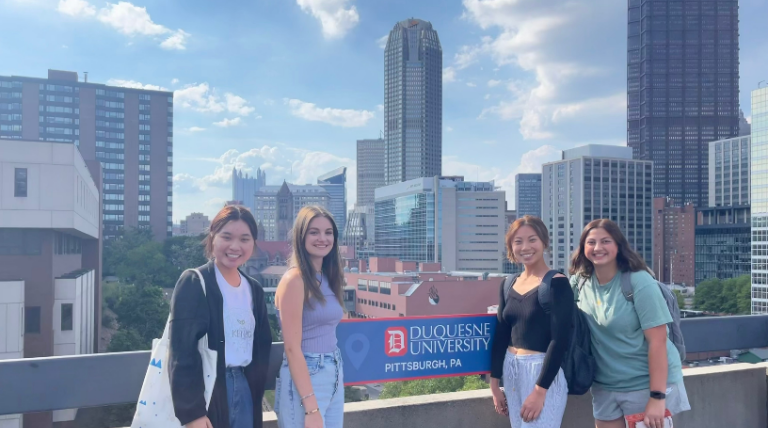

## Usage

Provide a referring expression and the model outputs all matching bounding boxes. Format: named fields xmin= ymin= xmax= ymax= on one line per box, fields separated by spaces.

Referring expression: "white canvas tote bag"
xmin=131 ymin=268 xmax=217 ymax=428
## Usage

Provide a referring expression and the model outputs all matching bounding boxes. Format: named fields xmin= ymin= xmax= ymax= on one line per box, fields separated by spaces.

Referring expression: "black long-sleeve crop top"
xmin=490 ymin=275 xmax=573 ymax=389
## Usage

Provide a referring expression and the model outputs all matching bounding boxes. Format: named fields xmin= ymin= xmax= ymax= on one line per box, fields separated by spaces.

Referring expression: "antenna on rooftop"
xmin=83 ymin=72 xmax=88 ymax=83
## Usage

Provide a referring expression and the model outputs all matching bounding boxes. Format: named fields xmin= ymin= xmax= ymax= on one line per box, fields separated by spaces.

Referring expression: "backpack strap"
xmin=503 ymin=273 xmax=521 ymax=305
xmin=537 ymin=270 xmax=560 ymax=314
xmin=620 ymin=271 xmax=634 ymax=303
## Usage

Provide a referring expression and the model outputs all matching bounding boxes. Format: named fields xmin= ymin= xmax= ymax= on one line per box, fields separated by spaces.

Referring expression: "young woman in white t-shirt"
xmin=169 ymin=205 xmax=273 ymax=428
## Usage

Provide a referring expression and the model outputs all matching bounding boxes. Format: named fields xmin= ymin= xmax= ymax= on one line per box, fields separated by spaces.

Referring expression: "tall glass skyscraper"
xmin=317 ymin=167 xmax=347 ymax=237
xmin=515 ymin=173 xmax=542 ymax=218
xmin=627 ymin=0 xmax=740 ymax=207
xmin=384 ymin=19 xmax=442 ymax=185
xmin=750 ymin=87 xmax=768 ymax=314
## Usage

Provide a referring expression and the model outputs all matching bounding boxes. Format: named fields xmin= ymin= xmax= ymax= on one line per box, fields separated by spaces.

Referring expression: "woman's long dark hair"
xmin=288 ymin=205 xmax=344 ymax=308
xmin=569 ymin=219 xmax=649 ymax=278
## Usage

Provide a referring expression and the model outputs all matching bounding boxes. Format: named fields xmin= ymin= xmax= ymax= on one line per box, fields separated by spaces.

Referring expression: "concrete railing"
xmin=262 ymin=364 xmax=768 ymax=428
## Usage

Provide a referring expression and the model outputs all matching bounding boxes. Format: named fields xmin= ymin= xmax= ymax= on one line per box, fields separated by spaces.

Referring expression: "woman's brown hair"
xmin=569 ymin=218 xmax=649 ymax=277
xmin=203 ymin=205 xmax=259 ymax=259
xmin=505 ymin=215 xmax=550 ymax=263
xmin=289 ymin=205 xmax=344 ymax=308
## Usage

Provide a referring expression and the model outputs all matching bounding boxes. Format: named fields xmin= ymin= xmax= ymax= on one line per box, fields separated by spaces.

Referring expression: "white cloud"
xmin=159 ymin=29 xmax=190 ymax=50
xmin=487 ymin=79 xmax=502 ymax=87
xmin=57 ymin=0 xmax=191 ymax=50
xmin=264 ymin=99 xmax=275 ymax=106
xmin=515 ymin=145 xmax=561 ymax=173
xmin=462 ymin=0 xmax=626 ymax=140
xmin=213 ymin=117 xmax=242 ymax=127
xmin=467 ymin=82 xmax=477 ymax=87
xmin=57 ymin=0 xmax=95 ymax=17
xmin=446 ymin=126 xmax=454 ymax=132
xmin=188 ymin=126 xmax=206 ymax=132
xmin=174 ymin=83 xmax=224 ymax=113
xmin=296 ymin=0 xmax=359 ymax=39
xmin=171 ymin=78 xmax=179 ymax=85
xmin=284 ymin=98 xmax=374 ymax=127
xmin=443 ymin=67 xmax=457 ymax=83
xmin=484 ymin=94 xmax=491 ymax=100
xmin=106 ymin=78 xmax=168 ymax=91
xmin=377 ymin=34 xmax=389 ymax=49
xmin=224 ymin=93 xmax=256 ymax=116
xmin=97 ymin=2 xmax=168 ymax=36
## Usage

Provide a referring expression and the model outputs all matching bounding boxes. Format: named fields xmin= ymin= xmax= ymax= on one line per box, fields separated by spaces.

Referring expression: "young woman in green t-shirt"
xmin=569 ymin=219 xmax=690 ymax=428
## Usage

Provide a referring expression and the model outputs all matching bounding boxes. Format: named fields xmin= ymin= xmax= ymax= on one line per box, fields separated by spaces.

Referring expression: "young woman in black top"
xmin=490 ymin=215 xmax=573 ymax=427
xmin=168 ymin=205 xmax=273 ymax=428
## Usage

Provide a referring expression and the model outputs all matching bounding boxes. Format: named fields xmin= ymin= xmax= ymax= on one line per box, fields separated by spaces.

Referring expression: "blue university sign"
xmin=337 ymin=314 xmax=496 ymax=385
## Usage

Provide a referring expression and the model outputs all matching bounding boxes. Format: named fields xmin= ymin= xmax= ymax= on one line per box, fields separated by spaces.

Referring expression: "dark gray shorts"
xmin=591 ymin=381 xmax=691 ymax=421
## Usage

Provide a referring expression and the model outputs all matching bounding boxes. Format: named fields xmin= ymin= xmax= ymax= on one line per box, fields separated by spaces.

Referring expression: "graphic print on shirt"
xmin=224 ymin=306 xmax=256 ymax=360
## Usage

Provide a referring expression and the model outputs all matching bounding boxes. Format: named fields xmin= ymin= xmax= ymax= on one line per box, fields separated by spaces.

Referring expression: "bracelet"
xmin=301 ymin=392 xmax=315 ymax=401
xmin=305 ymin=407 xmax=320 ymax=416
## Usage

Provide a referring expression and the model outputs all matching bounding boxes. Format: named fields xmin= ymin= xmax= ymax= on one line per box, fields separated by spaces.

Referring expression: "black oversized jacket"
xmin=168 ymin=261 xmax=273 ymax=428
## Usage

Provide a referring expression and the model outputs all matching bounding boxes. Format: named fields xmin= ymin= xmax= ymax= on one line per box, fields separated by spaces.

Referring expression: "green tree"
xmin=379 ymin=376 xmax=488 ymax=399
xmin=108 ymin=285 xmax=169 ymax=351
xmin=163 ymin=235 xmax=208 ymax=276
xmin=103 ymin=228 xmax=154 ymax=276
xmin=673 ymin=290 xmax=686 ymax=310
xmin=693 ymin=275 xmax=751 ymax=315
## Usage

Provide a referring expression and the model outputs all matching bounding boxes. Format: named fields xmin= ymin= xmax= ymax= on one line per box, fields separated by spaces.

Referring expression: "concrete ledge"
xmin=263 ymin=363 xmax=768 ymax=428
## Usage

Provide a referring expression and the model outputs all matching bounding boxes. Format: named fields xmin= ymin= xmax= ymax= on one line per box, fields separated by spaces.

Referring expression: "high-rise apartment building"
xmin=542 ymin=145 xmax=654 ymax=272
xmin=0 ymin=139 xmax=102 ymax=428
xmin=317 ymin=167 xmax=347 ymax=237
xmin=383 ymin=19 xmax=442 ymax=184
xmin=750 ymin=87 xmax=768 ymax=314
xmin=375 ymin=177 xmax=506 ymax=272
xmin=232 ymin=167 xmax=266 ymax=214
xmin=627 ymin=0 xmax=740 ymax=207
xmin=253 ymin=182 xmax=330 ymax=241
xmin=0 ymin=70 xmax=173 ymax=241
xmin=695 ymin=205 xmax=750 ymax=285
xmin=709 ymin=135 xmax=750 ymax=207
xmin=179 ymin=212 xmax=210 ymax=236
xmin=515 ymin=173 xmax=542 ymax=218
xmin=356 ymin=138 xmax=385 ymax=207
xmin=653 ymin=197 xmax=695 ymax=287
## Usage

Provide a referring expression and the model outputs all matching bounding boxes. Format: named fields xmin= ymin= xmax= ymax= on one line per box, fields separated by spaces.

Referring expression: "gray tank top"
xmin=278 ymin=270 xmax=343 ymax=353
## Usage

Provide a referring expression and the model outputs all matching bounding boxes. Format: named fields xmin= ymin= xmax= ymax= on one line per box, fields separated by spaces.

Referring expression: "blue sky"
xmin=1 ymin=0 xmax=767 ymax=222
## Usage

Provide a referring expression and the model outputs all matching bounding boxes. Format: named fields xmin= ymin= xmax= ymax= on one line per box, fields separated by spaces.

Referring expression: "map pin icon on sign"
xmin=345 ymin=333 xmax=370 ymax=370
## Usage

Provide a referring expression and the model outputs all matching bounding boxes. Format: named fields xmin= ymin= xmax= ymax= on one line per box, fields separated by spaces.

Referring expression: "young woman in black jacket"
xmin=168 ymin=205 xmax=273 ymax=428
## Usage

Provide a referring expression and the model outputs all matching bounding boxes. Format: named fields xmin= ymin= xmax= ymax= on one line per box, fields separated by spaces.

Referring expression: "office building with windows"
xmin=178 ymin=212 xmax=210 ymax=236
xmin=253 ymin=182 xmax=330 ymax=241
xmin=751 ymin=87 xmax=768 ymax=314
xmin=695 ymin=205 xmax=750 ymax=285
xmin=383 ymin=19 xmax=442 ymax=184
xmin=653 ymin=197 xmax=695 ymax=287
xmin=357 ymin=138 xmax=386 ymax=207
xmin=542 ymin=145 xmax=654 ymax=272
xmin=709 ymin=135 xmax=750 ymax=207
xmin=317 ymin=167 xmax=347 ymax=237
xmin=0 ymin=69 xmax=173 ymax=241
xmin=627 ymin=0 xmax=740 ymax=207
xmin=515 ymin=173 xmax=542 ymax=218
xmin=375 ymin=176 xmax=505 ymax=272
xmin=0 ymin=139 xmax=102 ymax=428
xmin=232 ymin=167 xmax=266 ymax=215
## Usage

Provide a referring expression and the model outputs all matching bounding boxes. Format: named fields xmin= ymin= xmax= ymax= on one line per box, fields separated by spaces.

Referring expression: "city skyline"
xmin=0 ymin=1 xmax=767 ymax=223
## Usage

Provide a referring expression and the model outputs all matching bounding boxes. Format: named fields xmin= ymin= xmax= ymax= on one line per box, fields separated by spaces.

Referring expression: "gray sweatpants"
xmin=503 ymin=351 xmax=568 ymax=428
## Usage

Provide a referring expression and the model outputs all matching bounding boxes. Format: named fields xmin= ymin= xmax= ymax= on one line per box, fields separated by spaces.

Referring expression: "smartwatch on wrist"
xmin=650 ymin=390 xmax=666 ymax=400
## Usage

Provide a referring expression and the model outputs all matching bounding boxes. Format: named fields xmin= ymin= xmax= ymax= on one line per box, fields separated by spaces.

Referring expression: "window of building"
xmin=61 ymin=303 xmax=73 ymax=331
xmin=14 ymin=168 xmax=27 ymax=197
xmin=25 ymin=306 xmax=41 ymax=334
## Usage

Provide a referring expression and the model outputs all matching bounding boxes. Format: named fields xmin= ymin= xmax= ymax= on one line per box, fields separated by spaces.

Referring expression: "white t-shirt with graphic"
xmin=214 ymin=264 xmax=255 ymax=367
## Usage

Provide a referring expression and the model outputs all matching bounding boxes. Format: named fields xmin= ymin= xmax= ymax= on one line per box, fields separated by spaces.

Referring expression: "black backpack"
xmin=503 ymin=271 xmax=595 ymax=395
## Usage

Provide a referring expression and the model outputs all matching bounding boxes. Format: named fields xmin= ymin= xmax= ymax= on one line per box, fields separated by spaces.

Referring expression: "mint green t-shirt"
xmin=570 ymin=270 xmax=683 ymax=392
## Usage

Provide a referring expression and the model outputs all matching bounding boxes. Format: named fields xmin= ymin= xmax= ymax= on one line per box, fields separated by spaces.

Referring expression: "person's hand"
xmin=304 ymin=409 xmax=323 ymax=428
xmin=643 ymin=398 xmax=666 ymax=428
xmin=186 ymin=416 xmax=213 ymax=428
xmin=491 ymin=384 xmax=508 ymax=416
xmin=520 ymin=386 xmax=546 ymax=423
